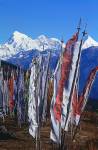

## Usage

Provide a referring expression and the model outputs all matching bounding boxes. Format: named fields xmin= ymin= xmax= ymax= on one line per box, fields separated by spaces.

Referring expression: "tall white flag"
xmin=28 ymin=57 xmax=41 ymax=138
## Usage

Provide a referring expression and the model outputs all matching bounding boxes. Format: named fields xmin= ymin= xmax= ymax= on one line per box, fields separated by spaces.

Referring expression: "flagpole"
xmin=61 ymin=21 xmax=87 ymax=150
xmin=38 ymin=55 xmax=43 ymax=150
xmin=38 ymin=50 xmax=51 ymax=150
xmin=34 ymin=56 xmax=41 ymax=150
xmin=35 ymin=58 xmax=39 ymax=150
xmin=59 ymin=39 xmax=65 ymax=150
xmin=71 ymin=26 xmax=87 ymax=143
xmin=61 ymin=19 xmax=82 ymax=149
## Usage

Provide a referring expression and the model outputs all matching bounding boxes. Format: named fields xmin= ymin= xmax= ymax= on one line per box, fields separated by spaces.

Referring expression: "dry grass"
xmin=0 ymin=112 xmax=98 ymax=150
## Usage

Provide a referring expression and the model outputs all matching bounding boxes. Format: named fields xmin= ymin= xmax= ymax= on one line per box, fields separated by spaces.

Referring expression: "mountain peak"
xmin=37 ymin=35 xmax=48 ymax=43
xmin=82 ymin=35 xmax=98 ymax=49
xmin=12 ymin=31 xmax=29 ymax=40
xmin=7 ymin=31 xmax=34 ymax=47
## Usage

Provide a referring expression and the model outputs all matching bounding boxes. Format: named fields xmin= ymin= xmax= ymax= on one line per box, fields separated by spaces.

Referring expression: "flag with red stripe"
xmin=53 ymin=33 xmax=78 ymax=122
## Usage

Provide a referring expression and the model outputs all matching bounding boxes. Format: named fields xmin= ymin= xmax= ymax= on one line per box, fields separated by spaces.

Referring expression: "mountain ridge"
xmin=0 ymin=31 xmax=98 ymax=99
xmin=0 ymin=31 xmax=61 ymax=60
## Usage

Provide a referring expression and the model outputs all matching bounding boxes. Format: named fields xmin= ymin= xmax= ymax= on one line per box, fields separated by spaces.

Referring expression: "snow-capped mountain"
xmin=0 ymin=31 xmax=61 ymax=59
xmin=0 ymin=31 xmax=98 ymax=99
xmin=82 ymin=35 xmax=98 ymax=49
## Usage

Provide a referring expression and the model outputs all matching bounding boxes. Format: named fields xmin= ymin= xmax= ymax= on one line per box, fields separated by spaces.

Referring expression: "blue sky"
xmin=0 ymin=0 xmax=98 ymax=43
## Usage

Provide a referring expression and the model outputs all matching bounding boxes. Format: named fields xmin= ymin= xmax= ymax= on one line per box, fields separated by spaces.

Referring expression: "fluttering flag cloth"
xmin=28 ymin=54 xmax=51 ymax=138
xmin=24 ymin=71 xmax=30 ymax=122
xmin=70 ymin=67 xmax=98 ymax=127
xmin=0 ymin=68 xmax=3 ymax=112
xmin=50 ymin=35 xmax=79 ymax=143
xmin=8 ymin=72 xmax=14 ymax=113
xmin=53 ymin=33 xmax=78 ymax=122
xmin=17 ymin=69 xmax=25 ymax=126
xmin=75 ymin=67 xmax=98 ymax=125
xmin=3 ymin=80 xmax=9 ymax=115
xmin=61 ymin=42 xmax=80 ymax=130
xmin=50 ymin=60 xmax=62 ymax=143
xmin=70 ymin=84 xmax=79 ymax=125
xmin=28 ymin=57 xmax=42 ymax=138
xmin=41 ymin=53 xmax=51 ymax=122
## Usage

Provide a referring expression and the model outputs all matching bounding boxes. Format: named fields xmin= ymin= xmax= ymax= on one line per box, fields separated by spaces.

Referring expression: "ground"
xmin=0 ymin=111 xmax=98 ymax=150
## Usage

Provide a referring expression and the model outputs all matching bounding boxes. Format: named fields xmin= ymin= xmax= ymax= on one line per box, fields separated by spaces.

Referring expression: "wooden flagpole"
xmin=37 ymin=55 xmax=43 ymax=150
xmin=61 ymin=19 xmax=85 ymax=150
xmin=35 ymin=57 xmax=39 ymax=150
xmin=59 ymin=39 xmax=65 ymax=150
xmin=66 ymin=25 xmax=87 ymax=149
xmin=36 ymin=50 xmax=51 ymax=150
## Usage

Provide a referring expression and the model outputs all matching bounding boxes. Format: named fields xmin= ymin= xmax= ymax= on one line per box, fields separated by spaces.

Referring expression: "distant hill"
xmin=79 ymin=46 xmax=98 ymax=100
xmin=85 ymin=99 xmax=98 ymax=112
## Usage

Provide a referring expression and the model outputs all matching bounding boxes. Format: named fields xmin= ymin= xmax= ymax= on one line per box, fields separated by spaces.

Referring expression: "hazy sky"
xmin=0 ymin=0 xmax=98 ymax=43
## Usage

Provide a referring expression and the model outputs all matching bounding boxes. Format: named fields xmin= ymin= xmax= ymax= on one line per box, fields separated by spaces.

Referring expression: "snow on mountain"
xmin=37 ymin=35 xmax=61 ymax=50
xmin=0 ymin=31 xmax=37 ymax=58
xmin=0 ymin=31 xmax=61 ymax=59
xmin=1 ymin=31 xmax=98 ymax=99
xmin=82 ymin=36 xmax=98 ymax=49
